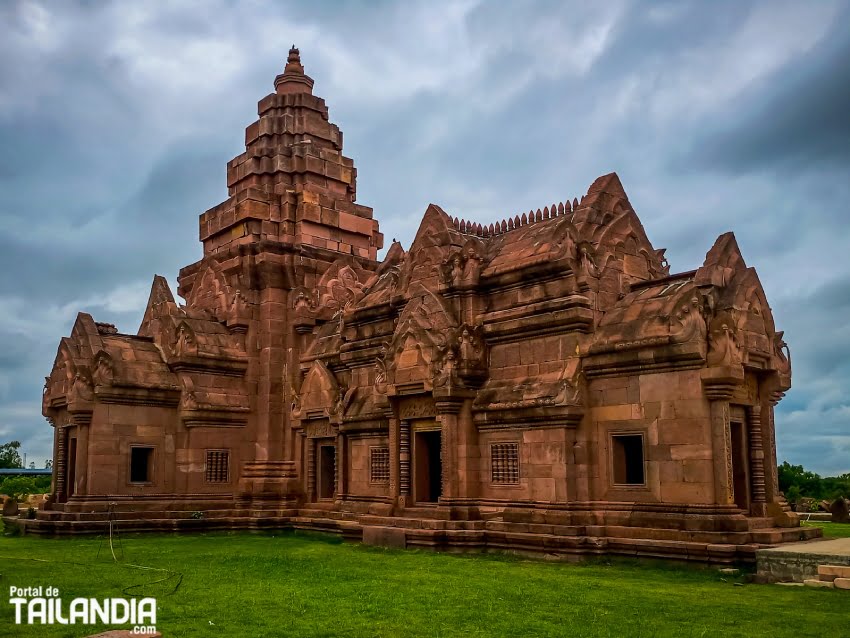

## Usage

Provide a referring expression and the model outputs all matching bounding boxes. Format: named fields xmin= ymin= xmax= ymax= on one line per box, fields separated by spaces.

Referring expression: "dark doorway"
xmin=67 ymin=438 xmax=77 ymax=497
xmin=414 ymin=430 xmax=442 ymax=503
xmin=730 ymin=421 xmax=750 ymax=511
xmin=611 ymin=434 xmax=645 ymax=485
xmin=318 ymin=444 xmax=336 ymax=500
xmin=130 ymin=446 xmax=154 ymax=483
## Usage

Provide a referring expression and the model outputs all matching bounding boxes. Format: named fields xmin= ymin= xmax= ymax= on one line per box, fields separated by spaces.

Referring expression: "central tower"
xmin=177 ymin=47 xmax=383 ymax=505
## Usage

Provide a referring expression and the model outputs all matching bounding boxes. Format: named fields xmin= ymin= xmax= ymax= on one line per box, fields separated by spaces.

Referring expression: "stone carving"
xmin=173 ymin=322 xmax=198 ymax=358
xmin=374 ymin=347 xmax=389 ymax=396
xmin=707 ymin=311 xmax=743 ymax=367
xmin=432 ymin=348 xmax=459 ymax=388
xmin=577 ymin=242 xmax=600 ymax=277
xmin=189 ymin=264 xmax=232 ymax=320
xmin=440 ymin=239 xmax=484 ymax=289
xmin=320 ymin=265 xmax=364 ymax=312
xmin=774 ymin=331 xmax=791 ymax=373
xmin=68 ymin=370 xmax=94 ymax=403
xmin=91 ymin=352 xmax=115 ymax=386
xmin=305 ymin=421 xmax=336 ymax=439
xmin=398 ymin=397 xmax=436 ymax=419
xmin=226 ymin=290 xmax=251 ymax=331
xmin=670 ymin=293 xmax=708 ymax=344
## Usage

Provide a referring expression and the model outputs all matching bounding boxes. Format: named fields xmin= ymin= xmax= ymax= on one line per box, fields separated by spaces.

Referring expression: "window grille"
xmin=205 ymin=450 xmax=229 ymax=483
xmin=370 ymin=447 xmax=390 ymax=483
xmin=491 ymin=443 xmax=520 ymax=484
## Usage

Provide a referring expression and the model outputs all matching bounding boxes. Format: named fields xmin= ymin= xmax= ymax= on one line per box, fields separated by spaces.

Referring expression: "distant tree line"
xmin=0 ymin=440 xmax=52 ymax=500
xmin=778 ymin=461 xmax=850 ymax=505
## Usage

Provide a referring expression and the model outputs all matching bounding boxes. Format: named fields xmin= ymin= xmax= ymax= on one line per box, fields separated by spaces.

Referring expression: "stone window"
xmin=205 ymin=450 xmax=230 ymax=484
xmin=490 ymin=443 xmax=520 ymax=484
xmin=611 ymin=433 xmax=645 ymax=485
xmin=370 ymin=447 xmax=390 ymax=483
xmin=129 ymin=446 xmax=154 ymax=484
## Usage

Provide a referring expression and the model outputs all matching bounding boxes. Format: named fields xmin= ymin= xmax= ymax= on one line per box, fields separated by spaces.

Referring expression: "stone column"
xmin=306 ymin=438 xmax=316 ymax=502
xmin=701 ymin=368 xmax=743 ymax=507
xmin=388 ymin=415 xmax=400 ymax=505
xmin=708 ymin=398 xmax=734 ymax=506
xmin=748 ymin=405 xmax=767 ymax=514
xmin=766 ymin=392 xmax=783 ymax=500
xmin=436 ymin=409 xmax=457 ymax=501
xmin=72 ymin=416 xmax=91 ymax=497
xmin=335 ymin=432 xmax=346 ymax=502
xmin=399 ymin=420 xmax=411 ymax=506
xmin=55 ymin=424 xmax=68 ymax=503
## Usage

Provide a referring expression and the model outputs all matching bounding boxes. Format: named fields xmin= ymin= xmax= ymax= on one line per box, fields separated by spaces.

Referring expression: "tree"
xmin=0 ymin=441 xmax=23 ymax=469
xmin=778 ymin=461 xmax=850 ymax=502
xmin=0 ymin=476 xmax=38 ymax=501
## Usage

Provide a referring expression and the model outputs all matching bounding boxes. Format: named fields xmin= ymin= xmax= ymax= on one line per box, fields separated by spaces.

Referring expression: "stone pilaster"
xmin=388 ymin=415 xmax=401 ymax=505
xmin=70 ymin=413 xmax=91 ymax=497
xmin=306 ymin=438 xmax=316 ymax=502
xmin=701 ymin=367 xmax=743 ymax=507
xmin=54 ymin=424 xmax=68 ymax=503
xmin=335 ymin=432 xmax=345 ymax=501
xmin=435 ymin=401 xmax=461 ymax=501
xmin=767 ymin=392 xmax=785 ymax=498
xmin=399 ymin=420 xmax=411 ymax=505
xmin=748 ymin=405 xmax=767 ymax=514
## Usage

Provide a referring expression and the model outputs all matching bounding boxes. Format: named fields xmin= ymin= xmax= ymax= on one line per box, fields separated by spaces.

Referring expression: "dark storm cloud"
xmin=0 ymin=0 xmax=848 ymax=474
xmin=689 ymin=9 xmax=850 ymax=173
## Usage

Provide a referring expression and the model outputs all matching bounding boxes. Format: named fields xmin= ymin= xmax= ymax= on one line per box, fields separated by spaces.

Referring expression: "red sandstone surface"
xmin=30 ymin=48 xmax=814 ymax=562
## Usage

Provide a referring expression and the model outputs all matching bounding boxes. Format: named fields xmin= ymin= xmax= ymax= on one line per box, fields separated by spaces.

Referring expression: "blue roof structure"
xmin=0 ymin=468 xmax=52 ymax=476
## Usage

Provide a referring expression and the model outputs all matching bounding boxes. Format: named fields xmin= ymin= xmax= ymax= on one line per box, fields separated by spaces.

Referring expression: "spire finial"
xmin=275 ymin=44 xmax=314 ymax=95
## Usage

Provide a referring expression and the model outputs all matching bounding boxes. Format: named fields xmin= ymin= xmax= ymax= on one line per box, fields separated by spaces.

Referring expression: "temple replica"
xmin=25 ymin=48 xmax=818 ymax=562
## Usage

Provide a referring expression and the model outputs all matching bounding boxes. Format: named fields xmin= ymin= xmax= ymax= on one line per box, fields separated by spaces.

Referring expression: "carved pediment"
xmin=385 ymin=288 xmax=457 ymax=387
xmin=188 ymin=263 xmax=233 ymax=321
xmin=296 ymin=360 xmax=342 ymax=420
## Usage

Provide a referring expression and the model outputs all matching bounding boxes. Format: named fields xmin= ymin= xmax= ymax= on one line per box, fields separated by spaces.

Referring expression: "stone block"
xmin=833 ymin=577 xmax=850 ymax=590
xmin=818 ymin=564 xmax=850 ymax=580
xmin=803 ymin=578 xmax=834 ymax=589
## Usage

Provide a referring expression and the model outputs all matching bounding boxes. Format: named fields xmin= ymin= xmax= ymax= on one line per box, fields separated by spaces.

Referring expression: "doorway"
xmin=318 ymin=444 xmax=336 ymax=500
xmin=414 ymin=430 xmax=442 ymax=504
xmin=730 ymin=421 xmax=750 ymax=511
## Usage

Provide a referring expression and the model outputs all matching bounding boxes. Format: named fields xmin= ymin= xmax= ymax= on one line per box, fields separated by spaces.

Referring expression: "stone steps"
xmin=746 ymin=517 xmax=776 ymax=530
xmin=804 ymin=564 xmax=850 ymax=589
xmin=750 ymin=526 xmax=821 ymax=544
xmin=9 ymin=508 xmax=825 ymax=567
xmin=36 ymin=508 xmax=298 ymax=522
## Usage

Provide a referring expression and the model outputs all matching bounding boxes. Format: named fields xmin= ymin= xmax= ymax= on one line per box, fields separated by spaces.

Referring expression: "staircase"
xmin=805 ymin=564 xmax=850 ymax=589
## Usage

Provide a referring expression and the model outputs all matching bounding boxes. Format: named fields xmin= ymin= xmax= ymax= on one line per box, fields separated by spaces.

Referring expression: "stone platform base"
xmin=757 ymin=537 xmax=850 ymax=582
xmin=4 ymin=501 xmax=822 ymax=566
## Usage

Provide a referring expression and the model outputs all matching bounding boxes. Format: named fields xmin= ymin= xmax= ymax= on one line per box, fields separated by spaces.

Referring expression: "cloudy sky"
xmin=1 ymin=0 xmax=848 ymax=474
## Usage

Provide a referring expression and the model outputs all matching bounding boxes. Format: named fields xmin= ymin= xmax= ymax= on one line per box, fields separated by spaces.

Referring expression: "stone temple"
xmin=30 ymin=48 xmax=818 ymax=561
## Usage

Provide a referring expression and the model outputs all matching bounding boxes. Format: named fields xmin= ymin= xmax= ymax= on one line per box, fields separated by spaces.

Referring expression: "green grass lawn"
xmin=802 ymin=520 xmax=850 ymax=538
xmin=0 ymin=524 xmax=847 ymax=638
